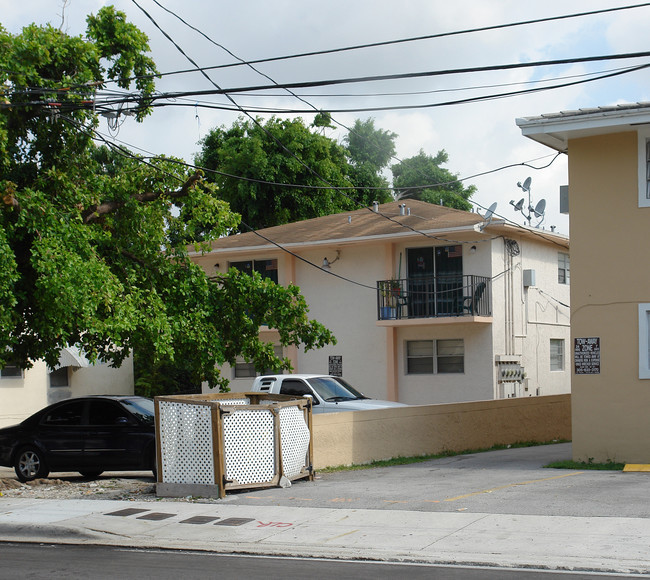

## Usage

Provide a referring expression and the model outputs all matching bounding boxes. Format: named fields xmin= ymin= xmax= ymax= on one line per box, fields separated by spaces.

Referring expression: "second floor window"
xmin=550 ymin=339 xmax=565 ymax=371
xmin=558 ymin=253 xmax=570 ymax=285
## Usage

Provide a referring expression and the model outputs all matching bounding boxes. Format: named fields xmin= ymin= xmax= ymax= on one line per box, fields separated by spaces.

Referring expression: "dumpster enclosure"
xmin=154 ymin=392 xmax=313 ymax=499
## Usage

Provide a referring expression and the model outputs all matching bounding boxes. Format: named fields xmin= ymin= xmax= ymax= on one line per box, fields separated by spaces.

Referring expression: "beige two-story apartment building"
xmin=192 ymin=200 xmax=570 ymax=405
xmin=517 ymin=103 xmax=650 ymax=463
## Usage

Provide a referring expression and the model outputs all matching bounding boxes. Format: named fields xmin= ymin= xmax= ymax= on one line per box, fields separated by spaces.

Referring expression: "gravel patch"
xmin=0 ymin=475 xmax=157 ymax=501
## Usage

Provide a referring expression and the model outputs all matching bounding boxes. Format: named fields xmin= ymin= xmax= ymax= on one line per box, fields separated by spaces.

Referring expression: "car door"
xmin=279 ymin=379 xmax=322 ymax=411
xmin=84 ymin=400 xmax=143 ymax=470
xmin=36 ymin=399 xmax=87 ymax=470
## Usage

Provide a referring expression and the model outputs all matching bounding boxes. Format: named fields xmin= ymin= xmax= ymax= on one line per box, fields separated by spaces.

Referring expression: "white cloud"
xmin=6 ymin=0 xmax=650 ymax=235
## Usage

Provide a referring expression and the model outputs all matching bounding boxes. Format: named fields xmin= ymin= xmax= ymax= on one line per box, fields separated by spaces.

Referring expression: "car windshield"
xmin=306 ymin=377 xmax=367 ymax=402
xmin=120 ymin=397 xmax=155 ymax=426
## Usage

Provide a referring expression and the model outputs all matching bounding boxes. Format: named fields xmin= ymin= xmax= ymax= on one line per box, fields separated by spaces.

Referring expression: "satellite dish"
xmin=533 ymin=199 xmax=546 ymax=218
xmin=519 ymin=176 xmax=532 ymax=192
xmin=513 ymin=198 xmax=524 ymax=211
xmin=484 ymin=201 xmax=497 ymax=220
xmin=479 ymin=202 xmax=497 ymax=231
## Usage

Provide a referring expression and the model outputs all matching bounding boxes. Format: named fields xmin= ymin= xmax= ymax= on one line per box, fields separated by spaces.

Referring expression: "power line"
xmin=151 ymin=51 xmax=650 ymax=98
xmin=109 ymin=3 xmax=650 ymax=83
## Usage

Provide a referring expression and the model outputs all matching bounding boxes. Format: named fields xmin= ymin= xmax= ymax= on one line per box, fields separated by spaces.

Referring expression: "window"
xmin=49 ymin=367 xmax=69 ymax=387
xmin=42 ymin=400 xmax=85 ymax=426
xmin=639 ymin=304 xmax=650 ymax=379
xmin=88 ymin=400 xmax=132 ymax=426
xmin=637 ymin=130 xmax=650 ymax=208
xmin=0 ymin=364 xmax=22 ymax=378
xmin=234 ymin=345 xmax=284 ymax=379
xmin=558 ymin=253 xmax=570 ymax=284
xmin=550 ymin=339 xmax=565 ymax=371
xmin=230 ymin=259 xmax=278 ymax=284
xmin=406 ymin=340 xmax=434 ymax=374
xmin=437 ymin=339 xmax=465 ymax=373
xmin=406 ymin=339 xmax=464 ymax=374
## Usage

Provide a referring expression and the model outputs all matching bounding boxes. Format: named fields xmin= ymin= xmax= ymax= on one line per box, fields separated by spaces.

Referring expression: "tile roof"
xmin=517 ymin=101 xmax=650 ymax=124
xmin=204 ymin=200 xmax=484 ymax=251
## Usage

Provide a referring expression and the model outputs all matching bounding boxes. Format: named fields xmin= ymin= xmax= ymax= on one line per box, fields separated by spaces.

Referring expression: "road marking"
xmin=444 ymin=471 xmax=583 ymax=502
xmin=383 ymin=500 xmax=409 ymax=504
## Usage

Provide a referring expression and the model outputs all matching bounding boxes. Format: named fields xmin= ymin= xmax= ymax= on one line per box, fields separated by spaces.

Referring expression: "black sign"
xmin=574 ymin=337 xmax=600 ymax=374
xmin=328 ymin=355 xmax=343 ymax=377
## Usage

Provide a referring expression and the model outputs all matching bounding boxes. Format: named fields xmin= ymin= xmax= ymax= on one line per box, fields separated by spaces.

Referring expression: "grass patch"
xmin=318 ymin=439 xmax=570 ymax=473
xmin=544 ymin=459 xmax=625 ymax=471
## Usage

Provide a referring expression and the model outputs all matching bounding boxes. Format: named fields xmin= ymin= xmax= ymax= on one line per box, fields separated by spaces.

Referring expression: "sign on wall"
xmin=328 ymin=355 xmax=343 ymax=377
xmin=574 ymin=337 xmax=600 ymax=374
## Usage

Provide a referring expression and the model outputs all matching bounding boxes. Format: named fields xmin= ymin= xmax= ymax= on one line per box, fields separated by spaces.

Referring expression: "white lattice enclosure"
xmin=154 ymin=392 xmax=313 ymax=498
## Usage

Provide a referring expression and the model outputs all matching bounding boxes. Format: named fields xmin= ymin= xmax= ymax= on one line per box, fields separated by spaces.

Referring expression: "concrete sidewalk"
xmin=1 ymin=443 xmax=649 ymax=574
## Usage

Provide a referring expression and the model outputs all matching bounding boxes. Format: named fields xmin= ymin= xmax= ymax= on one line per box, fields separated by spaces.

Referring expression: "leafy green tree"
xmin=196 ymin=116 xmax=356 ymax=231
xmin=343 ymin=118 xmax=395 ymax=205
xmin=391 ymin=149 xmax=476 ymax=210
xmin=0 ymin=8 xmax=335 ymax=392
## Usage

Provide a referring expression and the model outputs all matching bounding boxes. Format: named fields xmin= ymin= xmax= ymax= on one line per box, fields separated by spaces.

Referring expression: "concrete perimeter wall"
xmin=312 ymin=394 xmax=571 ymax=469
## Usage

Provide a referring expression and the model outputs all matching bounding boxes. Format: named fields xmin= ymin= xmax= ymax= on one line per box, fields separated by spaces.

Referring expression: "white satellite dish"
xmin=479 ymin=202 xmax=497 ymax=231
xmin=484 ymin=201 xmax=497 ymax=220
xmin=517 ymin=176 xmax=532 ymax=192
xmin=533 ymin=199 xmax=546 ymax=218
xmin=510 ymin=198 xmax=525 ymax=211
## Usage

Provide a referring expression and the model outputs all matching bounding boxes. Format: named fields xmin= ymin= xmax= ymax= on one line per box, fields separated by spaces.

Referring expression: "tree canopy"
xmin=343 ymin=118 xmax=395 ymax=206
xmin=195 ymin=115 xmax=360 ymax=231
xmin=0 ymin=8 xmax=335 ymax=391
xmin=391 ymin=149 xmax=476 ymax=211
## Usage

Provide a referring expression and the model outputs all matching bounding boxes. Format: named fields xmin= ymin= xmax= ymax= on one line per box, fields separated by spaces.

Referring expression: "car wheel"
xmin=79 ymin=470 xmax=103 ymax=479
xmin=14 ymin=446 xmax=49 ymax=482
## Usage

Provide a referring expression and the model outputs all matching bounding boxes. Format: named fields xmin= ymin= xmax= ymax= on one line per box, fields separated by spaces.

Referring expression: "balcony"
xmin=377 ymin=275 xmax=491 ymax=323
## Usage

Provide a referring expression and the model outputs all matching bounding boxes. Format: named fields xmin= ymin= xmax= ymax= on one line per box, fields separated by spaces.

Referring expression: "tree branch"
xmin=82 ymin=172 xmax=201 ymax=224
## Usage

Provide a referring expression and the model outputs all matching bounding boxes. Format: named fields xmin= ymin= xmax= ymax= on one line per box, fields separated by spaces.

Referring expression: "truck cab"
xmin=251 ymin=374 xmax=406 ymax=414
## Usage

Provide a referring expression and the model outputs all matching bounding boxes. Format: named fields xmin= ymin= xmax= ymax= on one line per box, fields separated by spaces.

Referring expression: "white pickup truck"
xmin=251 ymin=374 xmax=407 ymax=414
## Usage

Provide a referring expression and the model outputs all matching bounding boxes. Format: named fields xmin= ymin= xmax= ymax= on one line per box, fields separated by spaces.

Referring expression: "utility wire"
xmin=109 ymin=3 xmax=650 ymax=83
xmin=145 ymin=50 xmax=650 ymax=98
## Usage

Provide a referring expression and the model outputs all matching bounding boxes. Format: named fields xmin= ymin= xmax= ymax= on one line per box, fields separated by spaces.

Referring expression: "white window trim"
xmin=639 ymin=303 xmax=650 ymax=379
xmin=637 ymin=128 xmax=650 ymax=208
xmin=550 ymin=338 xmax=565 ymax=372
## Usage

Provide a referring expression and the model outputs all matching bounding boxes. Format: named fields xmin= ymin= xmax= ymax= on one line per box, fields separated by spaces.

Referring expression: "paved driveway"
xmin=220 ymin=443 xmax=650 ymax=518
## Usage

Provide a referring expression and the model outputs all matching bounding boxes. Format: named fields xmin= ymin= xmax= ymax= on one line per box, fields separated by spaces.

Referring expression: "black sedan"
xmin=0 ymin=395 xmax=156 ymax=482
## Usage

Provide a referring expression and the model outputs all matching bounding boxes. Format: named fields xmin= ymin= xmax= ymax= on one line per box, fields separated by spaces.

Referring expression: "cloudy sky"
xmin=5 ymin=0 xmax=650 ymax=234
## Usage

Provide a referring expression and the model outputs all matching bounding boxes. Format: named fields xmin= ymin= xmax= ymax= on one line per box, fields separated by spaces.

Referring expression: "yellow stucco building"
xmin=518 ymin=103 xmax=650 ymax=463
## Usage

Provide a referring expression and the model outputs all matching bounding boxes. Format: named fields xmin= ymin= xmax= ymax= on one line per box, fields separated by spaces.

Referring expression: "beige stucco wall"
xmin=0 ymin=356 xmax=134 ymax=428
xmin=0 ymin=361 xmax=50 ymax=427
xmin=193 ymin=229 xmax=570 ymax=405
xmin=312 ymin=394 xmax=571 ymax=468
xmin=568 ymin=131 xmax=650 ymax=462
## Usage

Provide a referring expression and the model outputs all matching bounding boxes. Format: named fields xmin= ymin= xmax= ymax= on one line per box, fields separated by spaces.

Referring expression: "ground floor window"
xmin=550 ymin=339 xmax=565 ymax=371
xmin=406 ymin=339 xmax=464 ymax=374
xmin=234 ymin=345 xmax=284 ymax=379
xmin=0 ymin=364 xmax=22 ymax=378
xmin=230 ymin=259 xmax=278 ymax=284
xmin=49 ymin=367 xmax=69 ymax=387
xmin=640 ymin=304 xmax=650 ymax=379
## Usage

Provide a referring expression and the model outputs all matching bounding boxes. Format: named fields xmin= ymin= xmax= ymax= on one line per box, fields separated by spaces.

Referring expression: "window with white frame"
xmin=558 ymin=253 xmax=570 ymax=284
xmin=639 ymin=304 xmax=650 ymax=379
xmin=234 ymin=344 xmax=284 ymax=379
xmin=637 ymin=129 xmax=650 ymax=208
xmin=406 ymin=339 xmax=464 ymax=374
xmin=550 ymin=339 xmax=565 ymax=371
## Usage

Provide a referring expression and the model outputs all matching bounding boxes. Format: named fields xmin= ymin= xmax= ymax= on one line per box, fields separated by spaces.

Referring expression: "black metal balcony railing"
xmin=377 ymin=275 xmax=491 ymax=320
